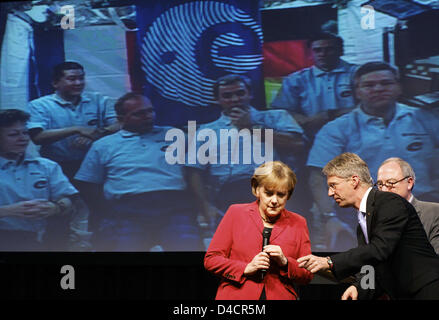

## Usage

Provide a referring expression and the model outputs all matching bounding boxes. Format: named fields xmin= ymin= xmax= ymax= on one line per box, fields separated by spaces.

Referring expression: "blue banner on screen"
xmin=135 ymin=0 xmax=265 ymax=126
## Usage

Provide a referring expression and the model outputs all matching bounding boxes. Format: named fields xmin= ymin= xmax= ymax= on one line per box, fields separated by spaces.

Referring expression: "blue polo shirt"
xmin=271 ymin=60 xmax=356 ymax=116
xmin=307 ymin=104 xmax=439 ymax=196
xmin=188 ymin=107 xmax=304 ymax=189
xmin=0 ymin=155 xmax=78 ymax=236
xmin=74 ymin=127 xmax=187 ymax=200
xmin=27 ymin=92 xmax=117 ymax=162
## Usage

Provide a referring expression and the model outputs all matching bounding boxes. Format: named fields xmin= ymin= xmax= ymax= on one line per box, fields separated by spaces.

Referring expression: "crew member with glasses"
xmin=377 ymin=157 xmax=439 ymax=254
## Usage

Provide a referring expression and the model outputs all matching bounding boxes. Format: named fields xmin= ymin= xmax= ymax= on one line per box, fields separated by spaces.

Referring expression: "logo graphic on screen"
xmin=87 ymin=119 xmax=98 ymax=126
xmin=140 ymin=1 xmax=263 ymax=107
xmin=341 ymin=90 xmax=352 ymax=97
xmin=407 ymin=141 xmax=423 ymax=151
xmin=33 ymin=180 xmax=48 ymax=189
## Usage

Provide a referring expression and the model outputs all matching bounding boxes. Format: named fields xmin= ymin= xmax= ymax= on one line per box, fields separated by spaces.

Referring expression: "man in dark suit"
xmin=377 ymin=157 xmax=439 ymax=254
xmin=298 ymin=152 xmax=439 ymax=299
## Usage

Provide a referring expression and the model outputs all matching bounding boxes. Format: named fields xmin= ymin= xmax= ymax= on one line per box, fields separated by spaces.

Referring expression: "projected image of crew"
xmin=204 ymin=161 xmax=313 ymax=300
xmin=74 ymin=92 xmax=202 ymax=251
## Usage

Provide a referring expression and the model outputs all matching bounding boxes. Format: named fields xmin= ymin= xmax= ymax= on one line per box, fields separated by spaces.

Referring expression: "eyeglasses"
xmin=328 ymin=178 xmax=350 ymax=191
xmin=374 ymin=176 xmax=410 ymax=189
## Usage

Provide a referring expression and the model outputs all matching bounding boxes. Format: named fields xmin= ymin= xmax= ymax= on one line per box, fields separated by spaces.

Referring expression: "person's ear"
xmin=351 ymin=176 xmax=360 ymax=188
xmin=407 ymin=177 xmax=415 ymax=192
xmin=253 ymin=186 xmax=261 ymax=198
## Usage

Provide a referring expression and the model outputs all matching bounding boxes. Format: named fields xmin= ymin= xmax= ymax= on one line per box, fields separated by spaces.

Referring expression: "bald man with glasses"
xmin=377 ymin=157 xmax=439 ymax=254
xmin=298 ymin=153 xmax=439 ymax=300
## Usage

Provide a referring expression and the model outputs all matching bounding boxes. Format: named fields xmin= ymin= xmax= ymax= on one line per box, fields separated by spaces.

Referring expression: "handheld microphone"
xmin=261 ymin=228 xmax=272 ymax=280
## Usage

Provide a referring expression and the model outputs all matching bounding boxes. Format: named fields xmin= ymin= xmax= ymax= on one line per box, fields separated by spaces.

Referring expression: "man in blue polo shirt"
xmin=307 ymin=61 xmax=439 ymax=250
xmin=74 ymin=93 xmax=201 ymax=251
xmin=27 ymin=61 xmax=119 ymax=181
xmin=0 ymin=109 xmax=91 ymax=251
xmin=185 ymin=74 xmax=306 ymax=234
xmin=271 ymin=32 xmax=357 ymax=139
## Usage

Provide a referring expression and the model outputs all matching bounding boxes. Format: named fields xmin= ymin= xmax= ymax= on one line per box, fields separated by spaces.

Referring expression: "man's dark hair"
xmin=0 ymin=109 xmax=30 ymax=128
xmin=52 ymin=61 xmax=84 ymax=83
xmin=213 ymin=74 xmax=252 ymax=99
xmin=114 ymin=92 xmax=144 ymax=116
xmin=307 ymin=32 xmax=344 ymax=56
xmin=352 ymin=61 xmax=399 ymax=88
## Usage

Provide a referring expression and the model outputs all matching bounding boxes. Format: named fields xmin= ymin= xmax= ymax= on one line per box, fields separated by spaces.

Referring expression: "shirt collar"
xmin=357 ymin=103 xmax=414 ymax=124
xmin=0 ymin=153 xmax=39 ymax=169
xmin=313 ymin=59 xmax=347 ymax=77
xmin=359 ymin=187 xmax=373 ymax=214
xmin=408 ymin=194 xmax=414 ymax=203
xmin=53 ymin=92 xmax=90 ymax=108
xmin=119 ymin=127 xmax=160 ymax=138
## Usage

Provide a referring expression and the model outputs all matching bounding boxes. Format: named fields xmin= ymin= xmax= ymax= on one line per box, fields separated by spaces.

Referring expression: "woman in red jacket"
xmin=204 ymin=161 xmax=313 ymax=300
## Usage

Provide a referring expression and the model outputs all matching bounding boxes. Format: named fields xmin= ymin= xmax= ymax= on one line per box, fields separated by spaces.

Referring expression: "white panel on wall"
xmin=338 ymin=0 xmax=397 ymax=65
xmin=0 ymin=14 xmax=32 ymax=111
xmin=63 ymin=24 xmax=130 ymax=99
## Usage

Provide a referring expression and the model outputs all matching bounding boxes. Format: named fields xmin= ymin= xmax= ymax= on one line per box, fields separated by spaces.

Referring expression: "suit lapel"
xmin=356 ymin=224 xmax=366 ymax=244
xmin=365 ymin=188 xmax=377 ymax=239
xmin=248 ymin=201 xmax=264 ymax=234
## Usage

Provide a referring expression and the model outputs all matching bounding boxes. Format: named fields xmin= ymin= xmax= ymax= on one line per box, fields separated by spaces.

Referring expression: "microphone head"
xmin=263 ymin=228 xmax=272 ymax=238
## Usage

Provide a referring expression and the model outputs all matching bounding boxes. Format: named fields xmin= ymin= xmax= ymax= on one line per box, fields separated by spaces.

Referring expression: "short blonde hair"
xmin=251 ymin=161 xmax=297 ymax=199
xmin=323 ymin=152 xmax=373 ymax=186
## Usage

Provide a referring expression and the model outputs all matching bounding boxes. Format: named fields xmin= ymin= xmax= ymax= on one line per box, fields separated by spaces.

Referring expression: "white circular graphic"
xmin=141 ymin=1 xmax=263 ymax=107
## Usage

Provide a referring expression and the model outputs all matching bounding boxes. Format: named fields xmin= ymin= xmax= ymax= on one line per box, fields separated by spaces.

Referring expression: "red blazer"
xmin=204 ymin=201 xmax=313 ymax=300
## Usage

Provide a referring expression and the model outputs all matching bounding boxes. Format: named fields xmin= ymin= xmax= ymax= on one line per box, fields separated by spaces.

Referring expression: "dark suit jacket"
xmin=412 ymin=197 xmax=439 ymax=255
xmin=204 ymin=201 xmax=313 ymax=300
xmin=331 ymin=189 xmax=439 ymax=299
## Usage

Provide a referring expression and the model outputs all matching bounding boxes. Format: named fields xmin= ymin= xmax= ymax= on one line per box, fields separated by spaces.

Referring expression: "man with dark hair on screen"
xmin=74 ymin=92 xmax=201 ymax=251
xmin=27 ymin=61 xmax=119 ymax=248
xmin=27 ymin=61 xmax=119 ymax=180
xmin=271 ymin=31 xmax=357 ymax=137
xmin=0 ymin=109 xmax=91 ymax=251
xmin=298 ymin=152 xmax=439 ymax=300
xmin=307 ymin=61 xmax=439 ymax=250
